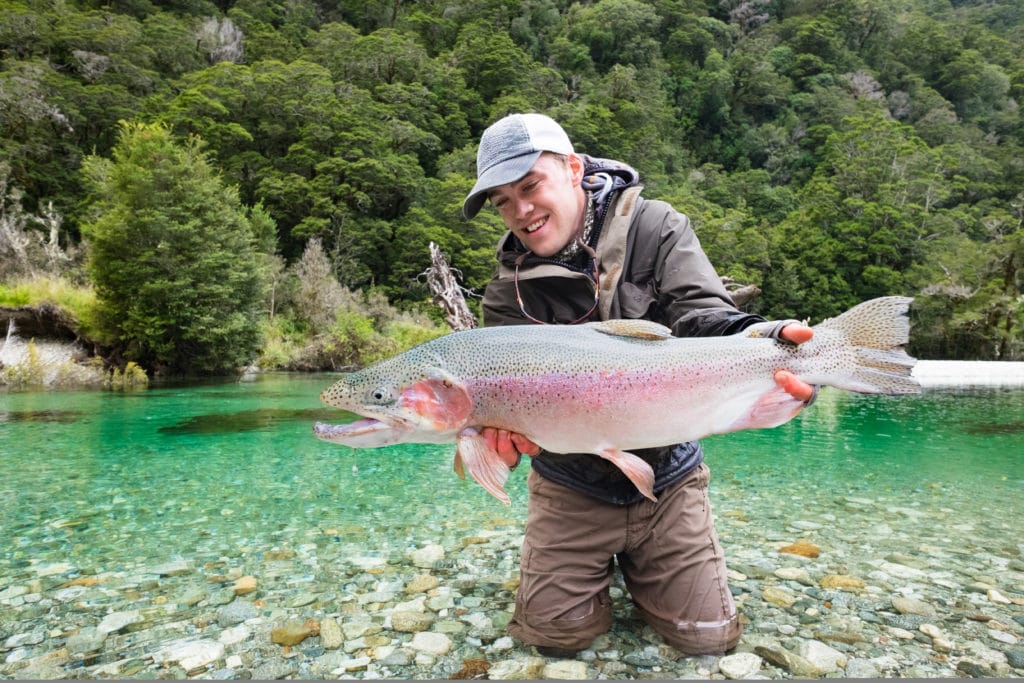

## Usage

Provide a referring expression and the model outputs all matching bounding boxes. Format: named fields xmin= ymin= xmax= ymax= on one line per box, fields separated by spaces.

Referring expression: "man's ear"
xmin=567 ymin=153 xmax=584 ymax=184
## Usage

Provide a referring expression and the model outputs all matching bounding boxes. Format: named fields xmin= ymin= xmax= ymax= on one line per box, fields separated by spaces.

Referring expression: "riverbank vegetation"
xmin=1 ymin=0 xmax=1021 ymax=381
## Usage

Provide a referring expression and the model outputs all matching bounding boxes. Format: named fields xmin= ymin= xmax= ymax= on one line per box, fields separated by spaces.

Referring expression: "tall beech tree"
xmin=81 ymin=122 xmax=267 ymax=375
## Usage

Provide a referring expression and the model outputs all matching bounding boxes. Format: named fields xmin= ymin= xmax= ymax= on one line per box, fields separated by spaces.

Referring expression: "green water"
xmin=1 ymin=374 xmax=1022 ymax=579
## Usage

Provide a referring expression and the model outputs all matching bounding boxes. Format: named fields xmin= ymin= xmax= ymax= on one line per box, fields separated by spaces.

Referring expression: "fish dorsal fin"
xmin=589 ymin=319 xmax=673 ymax=340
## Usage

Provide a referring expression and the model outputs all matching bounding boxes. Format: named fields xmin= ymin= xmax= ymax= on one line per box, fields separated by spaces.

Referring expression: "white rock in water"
xmin=542 ymin=660 xmax=589 ymax=679
xmin=319 ymin=617 xmax=343 ymax=649
xmin=488 ymin=657 xmax=547 ymax=680
xmin=877 ymin=561 xmax=926 ymax=580
xmin=218 ymin=625 xmax=251 ymax=646
xmin=410 ymin=631 xmax=452 ymax=655
xmin=33 ymin=562 xmax=75 ymax=577
xmin=774 ymin=567 xmax=812 ymax=584
xmin=988 ymin=629 xmax=1018 ymax=645
xmin=719 ymin=652 xmax=762 ymax=679
xmin=0 ymin=585 xmax=29 ymax=602
xmin=3 ymin=631 xmax=45 ymax=649
xmin=154 ymin=639 xmax=225 ymax=670
xmin=349 ymin=556 xmax=387 ymax=571
xmin=330 ymin=656 xmax=371 ymax=673
xmin=147 ymin=560 xmax=192 ymax=576
xmin=410 ymin=544 xmax=445 ymax=568
xmin=920 ymin=624 xmax=953 ymax=653
xmin=98 ymin=610 xmax=143 ymax=634
xmin=798 ymin=639 xmax=848 ymax=673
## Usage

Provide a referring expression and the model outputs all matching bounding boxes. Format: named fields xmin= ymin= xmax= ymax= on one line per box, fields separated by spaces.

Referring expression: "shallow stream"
xmin=1 ymin=371 xmax=1022 ymax=678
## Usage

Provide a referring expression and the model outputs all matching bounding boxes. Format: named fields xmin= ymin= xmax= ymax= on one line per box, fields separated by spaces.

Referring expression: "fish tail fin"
xmin=597 ymin=448 xmax=657 ymax=502
xmin=814 ymin=296 xmax=920 ymax=395
xmin=456 ymin=428 xmax=511 ymax=505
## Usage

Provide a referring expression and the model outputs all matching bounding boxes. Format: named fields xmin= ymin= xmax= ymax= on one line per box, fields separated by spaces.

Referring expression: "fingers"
xmin=510 ymin=432 xmax=541 ymax=457
xmin=774 ymin=370 xmax=815 ymax=402
xmin=780 ymin=323 xmax=814 ymax=345
xmin=480 ymin=427 xmax=538 ymax=467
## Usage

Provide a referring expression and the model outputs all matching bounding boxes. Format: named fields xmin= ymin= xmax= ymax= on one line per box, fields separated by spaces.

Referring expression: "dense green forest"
xmin=1 ymin=0 xmax=1022 ymax=376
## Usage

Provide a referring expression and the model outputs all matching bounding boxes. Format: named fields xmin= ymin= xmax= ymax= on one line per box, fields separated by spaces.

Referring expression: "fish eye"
xmin=368 ymin=387 xmax=392 ymax=403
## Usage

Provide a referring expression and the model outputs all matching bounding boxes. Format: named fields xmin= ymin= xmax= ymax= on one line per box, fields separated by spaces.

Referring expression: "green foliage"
xmin=0 ymin=339 xmax=46 ymax=387
xmin=80 ymin=122 xmax=267 ymax=375
xmin=0 ymin=0 xmax=1021 ymax=361
xmin=106 ymin=361 xmax=149 ymax=389
xmin=0 ymin=276 xmax=106 ymax=342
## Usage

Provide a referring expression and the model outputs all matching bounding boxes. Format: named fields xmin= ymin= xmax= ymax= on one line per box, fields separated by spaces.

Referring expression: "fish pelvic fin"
xmin=456 ymin=428 xmax=511 ymax=505
xmin=597 ymin=448 xmax=657 ymax=502
xmin=813 ymin=296 xmax=921 ymax=395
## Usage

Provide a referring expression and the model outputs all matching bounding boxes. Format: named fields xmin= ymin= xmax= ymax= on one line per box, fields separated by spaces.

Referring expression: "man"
xmin=462 ymin=113 xmax=815 ymax=658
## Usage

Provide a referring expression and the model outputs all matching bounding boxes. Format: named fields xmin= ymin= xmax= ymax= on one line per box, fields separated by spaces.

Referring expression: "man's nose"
xmin=513 ymin=196 xmax=533 ymax=218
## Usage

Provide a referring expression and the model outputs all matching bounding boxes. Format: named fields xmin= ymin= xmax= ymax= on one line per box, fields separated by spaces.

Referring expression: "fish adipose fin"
xmin=597 ymin=448 xmax=657 ymax=502
xmin=455 ymin=428 xmax=511 ymax=506
xmin=814 ymin=296 xmax=920 ymax=395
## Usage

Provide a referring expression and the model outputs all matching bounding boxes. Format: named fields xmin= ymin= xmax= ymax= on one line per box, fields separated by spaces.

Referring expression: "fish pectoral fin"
xmin=597 ymin=448 xmax=657 ymax=502
xmin=589 ymin=319 xmax=673 ymax=341
xmin=725 ymin=385 xmax=806 ymax=432
xmin=456 ymin=428 xmax=511 ymax=506
xmin=452 ymin=450 xmax=465 ymax=480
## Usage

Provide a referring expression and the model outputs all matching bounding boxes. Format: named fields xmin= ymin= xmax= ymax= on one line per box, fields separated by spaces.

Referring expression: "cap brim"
xmin=462 ymin=150 xmax=542 ymax=219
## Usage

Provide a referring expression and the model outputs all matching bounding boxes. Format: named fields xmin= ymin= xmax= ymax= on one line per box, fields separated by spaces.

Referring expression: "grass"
xmin=0 ymin=275 xmax=105 ymax=340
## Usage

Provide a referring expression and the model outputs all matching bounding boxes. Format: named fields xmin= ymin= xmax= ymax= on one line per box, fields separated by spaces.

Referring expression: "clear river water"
xmin=1 ymin=371 xmax=1022 ymax=678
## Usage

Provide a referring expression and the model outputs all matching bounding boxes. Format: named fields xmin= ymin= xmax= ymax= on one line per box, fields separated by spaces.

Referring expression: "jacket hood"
xmin=579 ymin=154 xmax=640 ymax=206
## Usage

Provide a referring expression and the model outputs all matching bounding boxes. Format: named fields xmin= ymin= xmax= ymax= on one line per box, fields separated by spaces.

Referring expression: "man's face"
xmin=487 ymin=153 xmax=586 ymax=258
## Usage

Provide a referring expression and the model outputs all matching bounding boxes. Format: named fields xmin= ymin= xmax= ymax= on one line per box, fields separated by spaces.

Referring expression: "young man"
xmin=462 ymin=113 xmax=815 ymax=657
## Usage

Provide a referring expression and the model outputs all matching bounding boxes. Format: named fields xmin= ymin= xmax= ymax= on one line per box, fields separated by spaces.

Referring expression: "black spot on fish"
xmin=160 ymin=408 xmax=342 ymax=435
xmin=0 ymin=410 xmax=84 ymax=423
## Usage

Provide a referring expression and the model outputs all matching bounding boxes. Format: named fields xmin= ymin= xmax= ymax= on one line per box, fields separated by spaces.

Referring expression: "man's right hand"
xmin=480 ymin=427 xmax=541 ymax=468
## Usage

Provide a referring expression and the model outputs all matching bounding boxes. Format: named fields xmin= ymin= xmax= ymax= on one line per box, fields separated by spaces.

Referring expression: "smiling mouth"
xmin=523 ymin=217 xmax=546 ymax=234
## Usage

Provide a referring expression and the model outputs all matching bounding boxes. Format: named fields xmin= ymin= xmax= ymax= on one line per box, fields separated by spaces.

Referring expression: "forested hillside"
xmin=1 ymin=0 xmax=1021 ymax=374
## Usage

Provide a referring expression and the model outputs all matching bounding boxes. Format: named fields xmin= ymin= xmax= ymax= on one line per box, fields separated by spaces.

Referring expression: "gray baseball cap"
xmin=462 ymin=113 xmax=574 ymax=219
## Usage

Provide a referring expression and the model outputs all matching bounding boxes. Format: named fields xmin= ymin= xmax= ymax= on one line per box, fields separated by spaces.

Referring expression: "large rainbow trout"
xmin=314 ymin=296 xmax=919 ymax=504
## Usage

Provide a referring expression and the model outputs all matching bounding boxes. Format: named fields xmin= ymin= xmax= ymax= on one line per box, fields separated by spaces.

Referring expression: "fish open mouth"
xmin=313 ymin=418 xmax=406 ymax=447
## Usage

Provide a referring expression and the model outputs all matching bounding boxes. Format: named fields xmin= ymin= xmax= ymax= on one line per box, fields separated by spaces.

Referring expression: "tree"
xmin=80 ymin=122 xmax=267 ymax=375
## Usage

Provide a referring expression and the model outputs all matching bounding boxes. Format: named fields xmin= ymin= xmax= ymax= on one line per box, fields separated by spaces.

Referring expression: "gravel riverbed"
xmin=2 ymin=484 xmax=1023 ymax=680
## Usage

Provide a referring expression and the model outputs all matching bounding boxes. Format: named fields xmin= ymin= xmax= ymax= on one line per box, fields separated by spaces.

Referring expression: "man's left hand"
xmin=775 ymin=323 xmax=815 ymax=402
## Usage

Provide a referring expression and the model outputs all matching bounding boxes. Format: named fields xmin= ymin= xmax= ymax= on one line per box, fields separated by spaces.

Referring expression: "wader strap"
xmin=597 ymin=185 xmax=642 ymax=321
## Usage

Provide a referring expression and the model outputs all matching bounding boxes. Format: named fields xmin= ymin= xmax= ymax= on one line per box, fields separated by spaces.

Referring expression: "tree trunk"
xmin=423 ymin=242 xmax=477 ymax=331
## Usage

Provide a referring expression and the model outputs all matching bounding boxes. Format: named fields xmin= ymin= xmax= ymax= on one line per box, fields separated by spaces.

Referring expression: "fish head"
xmin=314 ymin=356 xmax=472 ymax=448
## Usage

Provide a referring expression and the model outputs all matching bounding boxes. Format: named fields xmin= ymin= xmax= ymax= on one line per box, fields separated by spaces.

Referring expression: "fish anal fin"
xmin=399 ymin=371 xmax=473 ymax=430
xmin=589 ymin=319 xmax=673 ymax=341
xmin=456 ymin=428 xmax=511 ymax=505
xmin=597 ymin=448 xmax=657 ymax=502
xmin=726 ymin=385 xmax=806 ymax=432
